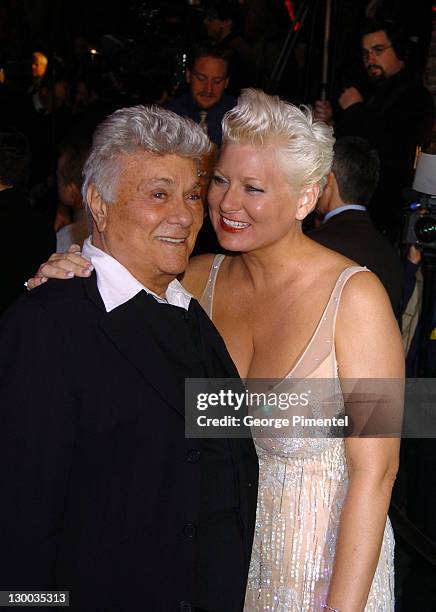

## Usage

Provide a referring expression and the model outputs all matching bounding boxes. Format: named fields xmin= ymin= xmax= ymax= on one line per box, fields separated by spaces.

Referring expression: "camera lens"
xmin=415 ymin=216 xmax=436 ymax=244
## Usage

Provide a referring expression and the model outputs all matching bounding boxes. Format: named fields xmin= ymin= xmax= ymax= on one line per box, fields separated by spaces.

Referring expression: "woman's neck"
xmin=233 ymin=232 xmax=313 ymax=292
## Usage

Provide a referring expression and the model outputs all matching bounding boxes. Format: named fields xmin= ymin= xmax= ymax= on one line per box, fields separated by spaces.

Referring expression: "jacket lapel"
xmin=189 ymin=298 xmax=240 ymax=380
xmin=85 ymin=276 xmax=191 ymax=417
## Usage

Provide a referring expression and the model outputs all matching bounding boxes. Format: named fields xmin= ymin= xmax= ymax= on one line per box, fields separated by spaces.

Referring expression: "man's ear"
xmin=327 ymin=171 xmax=342 ymax=204
xmin=329 ymin=171 xmax=340 ymax=195
xmin=87 ymin=184 xmax=108 ymax=232
xmin=185 ymin=68 xmax=192 ymax=85
xmin=69 ymin=183 xmax=83 ymax=208
xmin=295 ymin=184 xmax=320 ymax=221
xmin=320 ymin=172 xmax=334 ymax=203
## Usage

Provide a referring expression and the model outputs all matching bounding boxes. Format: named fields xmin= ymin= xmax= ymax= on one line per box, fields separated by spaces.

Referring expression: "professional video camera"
xmin=403 ymin=152 xmax=436 ymax=252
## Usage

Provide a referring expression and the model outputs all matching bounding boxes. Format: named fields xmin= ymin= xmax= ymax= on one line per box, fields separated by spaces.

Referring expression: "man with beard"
xmin=314 ymin=19 xmax=434 ymax=238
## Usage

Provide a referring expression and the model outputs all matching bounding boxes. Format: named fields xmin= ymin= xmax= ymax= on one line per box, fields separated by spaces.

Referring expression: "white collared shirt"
xmin=82 ymin=237 xmax=192 ymax=312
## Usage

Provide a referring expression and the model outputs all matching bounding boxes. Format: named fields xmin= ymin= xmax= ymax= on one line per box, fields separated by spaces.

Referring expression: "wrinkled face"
xmin=186 ymin=56 xmax=229 ymax=110
xmin=362 ymin=31 xmax=404 ymax=81
xmin=32 ymin=52 xmax=48 ymax=78
xmin=208 ymin=143 xmax=313 ymax=253
xmin=94 ymin=151 xmax=203 ymax=289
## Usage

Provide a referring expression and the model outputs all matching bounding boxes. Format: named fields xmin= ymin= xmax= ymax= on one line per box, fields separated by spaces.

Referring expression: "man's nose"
xmin=205 ymin=78 xmax=214 ymax=94
xmin=167 ymin=196 xmax=195 ymax=227
xmin=363 ymin=49 xmax=376 ymax=63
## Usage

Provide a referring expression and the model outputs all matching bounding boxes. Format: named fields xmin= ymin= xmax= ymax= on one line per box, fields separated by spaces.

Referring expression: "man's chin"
xmin=368 ymin=68 xmax=385 ymax=82
xmin=163 ymin=256 xmax=191 ymax=277
xmin=196 ymin=98 xmax=217 ymax=109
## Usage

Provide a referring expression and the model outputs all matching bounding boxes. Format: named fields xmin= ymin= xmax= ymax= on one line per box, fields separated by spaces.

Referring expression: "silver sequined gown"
xmin=200 ymin=255 xmax=395 ymax=612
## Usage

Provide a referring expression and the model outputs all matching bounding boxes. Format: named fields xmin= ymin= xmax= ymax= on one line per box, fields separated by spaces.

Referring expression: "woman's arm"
xmin=26 ymin=249 xmax=216 ymax=295
xmin=326 ymin=271 xmax=404 ymax=612
xmin=26 ymin=244 xmax=93 ymax=290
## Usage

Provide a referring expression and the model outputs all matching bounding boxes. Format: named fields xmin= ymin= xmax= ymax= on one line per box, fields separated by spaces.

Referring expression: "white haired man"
xmin=0 ymin=106 xmax=258 ymax=612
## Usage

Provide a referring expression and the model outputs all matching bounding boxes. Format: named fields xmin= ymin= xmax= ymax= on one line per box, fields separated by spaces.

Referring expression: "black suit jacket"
xmin=336 ymin=70 xmax=435 ymax=232
xmin=0 ymin=274 xmax=258 ymax=612
xmin=308 ymin=209 xmax=403 ymax=317
xmin=1 ymin=187 xmax=55 ymax=314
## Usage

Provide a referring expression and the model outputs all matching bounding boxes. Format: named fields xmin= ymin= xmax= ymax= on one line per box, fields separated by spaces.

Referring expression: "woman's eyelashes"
xmin=245 ymin=184 xmax=264 ymax=193
xmin=212 ymin=174 xmax=228 ymax=186
xmin=212 ymin=174 xmax=264 ymax=194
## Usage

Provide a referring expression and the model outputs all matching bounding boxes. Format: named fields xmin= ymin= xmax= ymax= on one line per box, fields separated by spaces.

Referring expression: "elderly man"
xmin=314 ymin=19 xmax=434 ymax=237
xmin=0 ymin=107 xmax=258 ymax=612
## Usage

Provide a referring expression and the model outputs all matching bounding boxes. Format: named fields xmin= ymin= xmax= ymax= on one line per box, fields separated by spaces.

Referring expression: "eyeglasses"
xmin=361 ymin=44 xmax=393 ymax=62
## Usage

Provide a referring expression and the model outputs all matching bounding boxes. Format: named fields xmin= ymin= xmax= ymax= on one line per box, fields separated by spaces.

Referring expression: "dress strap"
xmin=330 ymin=266 xmax=369 ymax=336
xmin=287 ymin=265 xmax=368 ymax=379
xmin=199 ymin=254 xmax=226 ymax=319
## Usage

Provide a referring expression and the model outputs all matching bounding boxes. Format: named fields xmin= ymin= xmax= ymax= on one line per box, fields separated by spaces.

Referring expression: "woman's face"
xmin=208 ymin=143 xmax=311 ymax=253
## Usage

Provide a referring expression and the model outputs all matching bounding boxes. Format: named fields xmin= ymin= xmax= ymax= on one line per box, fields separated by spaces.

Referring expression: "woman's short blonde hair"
xmin=222 ymin=88 xmax=334 ymax=191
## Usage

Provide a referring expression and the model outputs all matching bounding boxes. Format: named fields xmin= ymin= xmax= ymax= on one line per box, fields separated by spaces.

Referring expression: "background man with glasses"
xmin=314 ymin=19 xmax=434 ymax=239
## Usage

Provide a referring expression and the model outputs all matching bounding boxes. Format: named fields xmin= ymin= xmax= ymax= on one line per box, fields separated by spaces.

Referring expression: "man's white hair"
xmin=82 ymin=105 xmax=211 ymax=205
xmin=222 ymin=89 xmax=334 ymax=191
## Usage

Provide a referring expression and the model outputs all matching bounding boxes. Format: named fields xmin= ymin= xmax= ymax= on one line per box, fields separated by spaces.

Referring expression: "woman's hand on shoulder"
xmin=179 ymin=253 xmax=218 ymax=300
xmin=26 ymin=244 xmax=93 ymax=290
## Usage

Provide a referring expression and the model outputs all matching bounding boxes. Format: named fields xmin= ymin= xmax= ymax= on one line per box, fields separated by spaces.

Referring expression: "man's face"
xmin=362 ymin=31 xmax=404 ymax=81
xmin=92 ymin=151 xmax=203 ymax=293
xmin=186 ymin=56 xmax=229 ymax=110
xmin=32 ymin=52 xmax=48 ymax=79
xmin=204 ymin=17 xmax=222 ymax=40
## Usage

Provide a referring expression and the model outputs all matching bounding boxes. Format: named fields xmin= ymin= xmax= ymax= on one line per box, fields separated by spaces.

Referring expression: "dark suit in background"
xmin=336 ymin=70 xmax=434 ymax=234
xmin=309 ymin=209 xmax=402 ymax=317
xmin=0 ymin=274 xmax=258 ymax=612
xmin=1 ymin=186 xmax=55 ymax=314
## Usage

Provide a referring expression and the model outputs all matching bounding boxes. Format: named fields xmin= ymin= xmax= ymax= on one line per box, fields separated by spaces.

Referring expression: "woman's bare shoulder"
xmin=312 ymin=240 xmax=359 ymax=271
xmin=179 ymin=253 xmax=219 ymax=300
xmin=340 ymin=268 xmax=389 ymax=310
xmin=335 ymin=268 xmax=403 ymax=377
xmin=306 ymin=241 xmax=363 ymax=291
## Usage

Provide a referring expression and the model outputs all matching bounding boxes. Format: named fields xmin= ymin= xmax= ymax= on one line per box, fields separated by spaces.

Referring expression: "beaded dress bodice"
xmin=200 ymin=254 xmax=395 ymax=612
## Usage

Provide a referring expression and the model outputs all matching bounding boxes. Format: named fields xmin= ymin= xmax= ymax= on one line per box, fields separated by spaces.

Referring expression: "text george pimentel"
xmin=196 ymin=415 xmax=349 ymax=429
